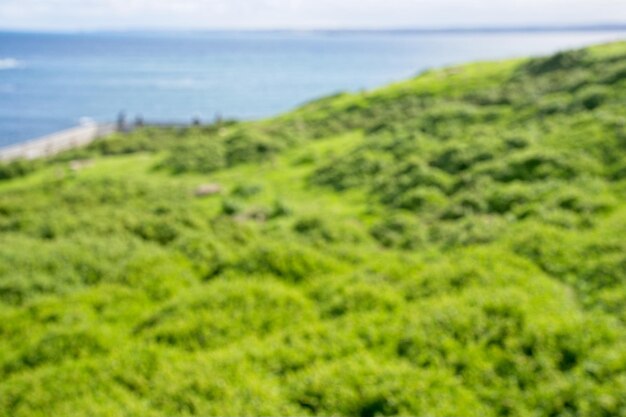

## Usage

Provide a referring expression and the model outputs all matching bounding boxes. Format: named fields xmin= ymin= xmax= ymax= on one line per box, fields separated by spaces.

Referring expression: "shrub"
xmin=537 ymin=93 xmax=573 ymax=115
xmin=306 ymin=274 xmax=404 ymax=318
xmin=4 ymin=327 xmax=111 ymax=374
xmin=293 ymin=215 xmax=367 ymax=244
xmin=377 ymin=159 xmax=453 ymax=207
xmin=221 ymin=198 xmax=243 ymax=216
xmin=0 ymin=234 xmax=137 ymax=304
xmin=136 ymin=278 xmax=316 ymax=350
xmin=370 ymin=214 xmax=428 ymax=249
xmin=269 ymin=199 xmax=292 ymax=219
xmin=0 ymin=159 xmax=40 ymax=181
xmin=574 ymin=85 xmax=611 ymax=110
xmin=430 ymin=215 xmax=509 ymax=247
xmin=389 ymin=186 xmax=448 ymax=212
xmin=117 ymin=249 xmax=197 ymax=300
xmin=225 ymin=129 xmax=283 ymax=165
xmin=312 ymin=149 xmax=392 ymax=191
xmin=287 ymin=353 xmax=488 ymax=417
xmin=160 ymin=135 xmax=225 ymax=174
xmin=431 ymin=142 xmax=497 ymax=174
xmin=173 ymin=233 xmax=233 ymax=279
xmin=232 ymin=241 xmax=347 ymax=283
xmin=523 ymin=50 xmax=589 ymax=75
xmin=0 ymin=359 xmax=155 ymax=417
xmin=471 ymin=149 xmax=594 ymax=183
xmin=231 ymin=183 xmax=263 ymax=198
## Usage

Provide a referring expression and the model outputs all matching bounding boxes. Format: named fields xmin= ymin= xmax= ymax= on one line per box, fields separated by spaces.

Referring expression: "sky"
xmin=0 ymin=0 xmax=625 ymax=31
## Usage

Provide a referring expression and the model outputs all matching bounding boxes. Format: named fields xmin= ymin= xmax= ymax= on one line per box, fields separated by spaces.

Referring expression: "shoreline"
xmin=0 ymin=123 xmax=116 ymax=161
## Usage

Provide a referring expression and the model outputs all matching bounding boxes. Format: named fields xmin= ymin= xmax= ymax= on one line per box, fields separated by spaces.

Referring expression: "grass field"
xmin=0 ymin=41 xmax=625 ymax=416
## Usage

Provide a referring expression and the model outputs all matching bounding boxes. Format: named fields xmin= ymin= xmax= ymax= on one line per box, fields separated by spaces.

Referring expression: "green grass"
xmin=0 ymin=41 xmax=626 ymax=416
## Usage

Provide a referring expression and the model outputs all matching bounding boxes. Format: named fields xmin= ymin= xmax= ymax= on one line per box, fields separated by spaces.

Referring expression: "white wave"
xmin=0 ymin=58 xmax=21 ymax=70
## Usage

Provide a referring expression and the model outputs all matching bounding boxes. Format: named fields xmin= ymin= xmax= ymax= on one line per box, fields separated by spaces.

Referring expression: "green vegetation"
xmin=1 ymin=42 xmax=626 ymax=416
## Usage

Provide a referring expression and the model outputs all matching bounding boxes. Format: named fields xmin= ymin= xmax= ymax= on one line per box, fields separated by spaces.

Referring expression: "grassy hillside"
xmin=0 ymin=41 xmax=625 ymax=416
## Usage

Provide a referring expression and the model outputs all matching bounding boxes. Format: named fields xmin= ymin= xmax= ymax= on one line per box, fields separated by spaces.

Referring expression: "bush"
xmin=4 ymin=327 xmax=112 ymax=374
xmin=293 ymin=215 xmax=367 ymax=244
xmin=389 ymin=186 xmax=449 ymax=212
xmin=370 ymin=214 xmax=428 ymax=249
xmin=269 ymin=199 xmax=292 ymax=219
xmin=430 ymin=215 xmax=509 ymax=247
xmin=173 ymin=233 xmax=233 ymax=279
xmin=575 ymin=85 xmax=611 ymax=110
xmin=432 ymin=142 xmax=497 ymax=174
xmin=231 ymin=183 xmax=263 ymax=198
xmin=225 ymin=129 xmax=283 ymax=165
xmin=160 ymin=135 xmax=225 ymax=174
xmin=117 ymin=249 xmax=197 ymax=300
xmin=0 ymin=159 xmax=40 ymax=181
xmin=0 ymin=359 xmax=156 ymax=417
xmin=287 ymin=353 xmax=488 ymax=416
xmin=221 ymin=198 xmax=243 ymax=216
xmin=377 ymin=159 xmax=453 ymax=207
xmin=537 ymin=93 xmax=573 ymax=115
xmin=306 ymin=274 xmax=404 ymax=318
xmin=87 ymin=128 xmax=173 ymax=155
xmin=0 ymin=234 xmax=137 ymax=304
xmin=231 ymin=241 xmax=347 ymax=283
xmin=523 ymin=50 xmax=589 ymax=75
xmin=312 ymin=148 xmax=392 ymax=191
xmin=471 ymin=149 xmax=594 ymax=183
xmin=136 ymin=278 xmax=316 ymax=350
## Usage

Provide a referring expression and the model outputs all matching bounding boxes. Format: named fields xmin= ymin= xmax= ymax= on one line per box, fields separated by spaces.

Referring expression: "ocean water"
xmin=1 ymin=30 xmax=625 ymax=147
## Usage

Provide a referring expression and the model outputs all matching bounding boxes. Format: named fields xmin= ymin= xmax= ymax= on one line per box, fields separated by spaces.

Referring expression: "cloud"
xmin=0 ymin=0 xmax=625 ymax=30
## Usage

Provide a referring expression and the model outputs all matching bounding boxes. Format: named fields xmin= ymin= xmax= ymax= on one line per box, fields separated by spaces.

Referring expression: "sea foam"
xmin=0 ymin=58 xmax=21 ymax=70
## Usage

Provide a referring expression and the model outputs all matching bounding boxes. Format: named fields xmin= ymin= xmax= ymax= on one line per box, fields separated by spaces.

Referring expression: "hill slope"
xmin=0 ymin=41 xmax=626 ymax=416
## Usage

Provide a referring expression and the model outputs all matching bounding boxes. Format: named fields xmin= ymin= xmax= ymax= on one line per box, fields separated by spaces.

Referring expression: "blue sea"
xmin=1 ymin=30 xmax=625 ymax=147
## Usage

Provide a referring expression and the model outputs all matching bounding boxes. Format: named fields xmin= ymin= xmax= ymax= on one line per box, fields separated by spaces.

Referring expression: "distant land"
xmin=2 ymin=23 xmax=626 ymax=34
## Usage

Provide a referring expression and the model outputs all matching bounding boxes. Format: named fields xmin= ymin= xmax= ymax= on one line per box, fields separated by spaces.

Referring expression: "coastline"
xmin=0 ymin=123 xmax=116 ymax=161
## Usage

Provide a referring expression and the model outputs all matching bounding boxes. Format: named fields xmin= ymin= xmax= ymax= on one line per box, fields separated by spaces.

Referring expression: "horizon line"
xmin=2 ymin=22 xmax=626 ymax=35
